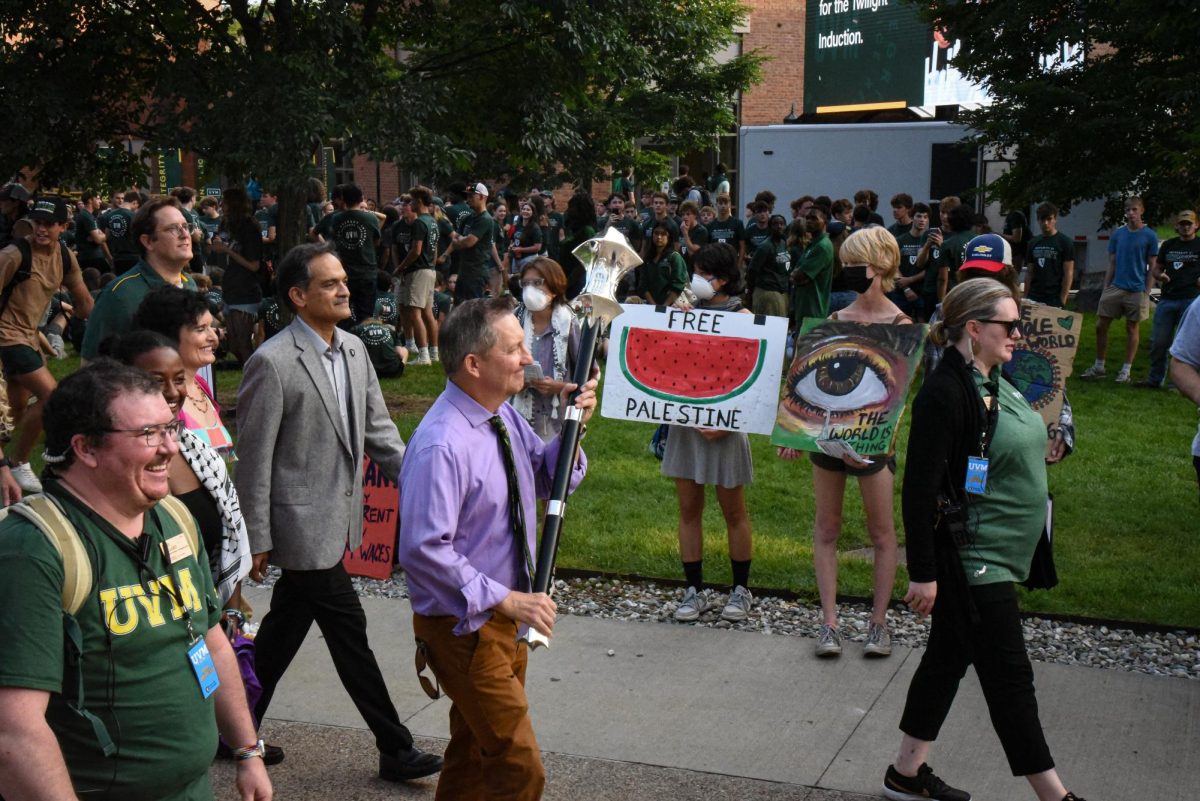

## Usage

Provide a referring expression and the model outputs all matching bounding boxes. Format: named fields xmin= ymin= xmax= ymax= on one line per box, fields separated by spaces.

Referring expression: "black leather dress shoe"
xmin=379 ymin=747 xmax=443 ymax=781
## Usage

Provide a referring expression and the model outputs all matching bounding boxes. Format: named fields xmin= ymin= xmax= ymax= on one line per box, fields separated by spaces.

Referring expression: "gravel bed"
xmin=246 ymin=568 xmax=1199 ymax=681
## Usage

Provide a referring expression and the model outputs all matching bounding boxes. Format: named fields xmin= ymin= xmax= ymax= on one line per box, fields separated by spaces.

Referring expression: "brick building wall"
xmin=353 ymin=154 xmax=406 ymax=205
xmin=740 ymin=0 xmax=806 ymax=126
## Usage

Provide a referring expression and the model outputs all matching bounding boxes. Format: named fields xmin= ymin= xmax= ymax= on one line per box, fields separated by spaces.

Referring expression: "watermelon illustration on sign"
xmin=619 ymin=327 xmax=767 ymax=404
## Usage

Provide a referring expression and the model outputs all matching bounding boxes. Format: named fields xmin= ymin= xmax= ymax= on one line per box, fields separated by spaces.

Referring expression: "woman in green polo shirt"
xmin=880 ymin=279 xmax=1085 ymax=801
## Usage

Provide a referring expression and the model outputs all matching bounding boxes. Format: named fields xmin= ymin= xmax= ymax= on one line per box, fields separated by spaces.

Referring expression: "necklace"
xmin=187 ymin=379 xmax=211 ymax=414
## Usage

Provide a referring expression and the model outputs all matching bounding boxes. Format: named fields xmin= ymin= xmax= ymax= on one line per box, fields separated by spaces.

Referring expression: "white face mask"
xmin=690 ymin=274 xmax=716 ymax=301
xmin=522 ymin=285 xmax=551 ymax=311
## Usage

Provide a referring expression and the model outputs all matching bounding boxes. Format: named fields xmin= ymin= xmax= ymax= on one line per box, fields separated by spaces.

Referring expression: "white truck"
xmin=736 ymin=121 xmax=1111 ymax=282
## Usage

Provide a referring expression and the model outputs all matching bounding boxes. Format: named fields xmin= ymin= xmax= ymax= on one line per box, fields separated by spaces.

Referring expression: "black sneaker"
xmin=882 ymin=763 xmax=971 ymax=801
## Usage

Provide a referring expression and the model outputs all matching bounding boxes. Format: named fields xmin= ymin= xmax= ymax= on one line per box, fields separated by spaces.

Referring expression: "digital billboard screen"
xmin=803 ymin=0 xmax=989 ymax=114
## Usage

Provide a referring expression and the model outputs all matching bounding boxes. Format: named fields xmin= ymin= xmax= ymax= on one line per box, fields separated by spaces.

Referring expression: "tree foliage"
xmin=0 ymin=0 xmax=760 ymax=200
xmin=917 ymin=0 xmax=1199 ymax=224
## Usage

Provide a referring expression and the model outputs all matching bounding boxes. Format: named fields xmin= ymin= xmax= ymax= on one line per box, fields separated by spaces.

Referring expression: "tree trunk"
xmin=276 ymin=180 xmax=310 ymax=259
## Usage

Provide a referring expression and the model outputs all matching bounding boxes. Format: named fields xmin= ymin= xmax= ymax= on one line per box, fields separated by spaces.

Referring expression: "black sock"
xmin=682 ymin=560 xmax=703 ymax=590
xmin=731 ymin=559 xmax=751 ymax=590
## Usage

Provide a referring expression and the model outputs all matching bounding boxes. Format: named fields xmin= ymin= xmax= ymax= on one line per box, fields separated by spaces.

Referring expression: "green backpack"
xmin=0 ymin=493 xmax=200 ymax=756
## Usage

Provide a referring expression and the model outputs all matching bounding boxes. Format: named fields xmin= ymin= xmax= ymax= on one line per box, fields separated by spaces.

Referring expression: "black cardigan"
xmin=902 ymin=346 xmax=988 ymax=584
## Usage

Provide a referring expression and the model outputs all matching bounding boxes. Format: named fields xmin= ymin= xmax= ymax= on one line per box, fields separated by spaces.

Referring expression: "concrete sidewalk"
xmin=212 ymin=587 xmax=1200 ymax=800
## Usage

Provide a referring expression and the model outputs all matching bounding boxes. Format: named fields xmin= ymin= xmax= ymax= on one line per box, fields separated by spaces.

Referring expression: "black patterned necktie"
xmin=490 ymin=415 xmax=534 ymax=591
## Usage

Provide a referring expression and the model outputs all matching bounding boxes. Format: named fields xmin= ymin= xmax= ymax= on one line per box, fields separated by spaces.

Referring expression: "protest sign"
xmin=772 ymin=319 xmax=927 ymax=456
xmin=601 ymin=304 xmax=788 ymax=435
xmin=342 ymin=456 xmax=398 ymax=580
xmin=1003 ymin=301 xmax=1082 ymax=433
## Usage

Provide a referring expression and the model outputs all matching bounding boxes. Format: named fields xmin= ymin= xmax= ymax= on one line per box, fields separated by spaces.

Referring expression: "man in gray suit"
xmin=234 ymin=241 xmax=442 ymax=782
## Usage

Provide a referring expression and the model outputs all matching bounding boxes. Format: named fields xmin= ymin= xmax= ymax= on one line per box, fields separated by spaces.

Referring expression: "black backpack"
xmin=0 ymin=238 xmax=73 ymax=317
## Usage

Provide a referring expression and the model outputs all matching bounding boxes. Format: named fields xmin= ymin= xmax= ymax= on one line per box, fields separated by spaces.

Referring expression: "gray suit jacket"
xmin=234 ymin=317 xmax=405 ymax=570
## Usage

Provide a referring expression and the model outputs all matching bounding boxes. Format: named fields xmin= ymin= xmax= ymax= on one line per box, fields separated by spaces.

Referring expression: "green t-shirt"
xmin=792 ymin=232 xmax=833 ymax=323
xmin=456 ymin=210 xmax=495 ymax=283
xmin=82 ymin=262 xmax=199 ymax=359
xmin=412 ymin=213 xmax=437 ymax=272
xmin=747 ymin=238 xmax=790 ymax=293
xmin=638 ymin=251 xmax=687 ymax=305
xmin=257 ymin=295 xmax=288 ymax=340
xmin=608 ymin=216 xmax=643 ymax=251
xmin=328 ymin=209 xmax=381 ymax=281
xmin=706 ymin=216 xmax=745 ymax=249
xmin=0 ymin=483 xmax=223 ymax=799
xmin=927 ymin=229 xmax=973 ymax=296
xmin=681 ymin=220 xmax=709 ymax=258
xmin=374 ymin=292 xmax=400 ymax=326
xmin=895 ymin=230 xmax=925 ymax=279
xmin=73 ymin=210 xmax=105 ymax=262
xmin=352 ymin=320 xmax=404 ymax=377
xmin=254 ymin=204 xmax=278 ymax=261
xmin=433 ymin=290 xmax=453 ymax=318
xmin=444 ymin=201 xmax=472 ymax=272
xmin=102 ymin=207 xmax=138 ymax=259
xmin=961 ymin=370 xmax=1049 ymax=585
xmin=1025 ymin=232 xmax=1074 ymax=303
xmin=742 ymin=221 xmax=772 ymax=255
xmin=1156 ymin=236 xmax=1200 ymax=301
xmin=435 ymin=216 xmax=454 ymax=261
xmin=389 ymin=218 xmax=413 ymax=269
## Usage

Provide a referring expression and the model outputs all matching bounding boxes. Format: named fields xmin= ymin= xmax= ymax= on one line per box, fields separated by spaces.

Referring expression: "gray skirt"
xmin=660 ymin=425 xmax=754 ymax=488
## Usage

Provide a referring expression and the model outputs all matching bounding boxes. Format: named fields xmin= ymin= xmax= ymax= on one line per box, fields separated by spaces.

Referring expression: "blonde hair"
xmin=929 ymin=280 xmax=1015 ymax=347
xmin=839 ymin=227 xmax=901 ymax=291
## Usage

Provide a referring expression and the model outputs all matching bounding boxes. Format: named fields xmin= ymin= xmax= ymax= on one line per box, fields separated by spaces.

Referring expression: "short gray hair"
xmin=439 ymin=297 xmax=517 ymax=375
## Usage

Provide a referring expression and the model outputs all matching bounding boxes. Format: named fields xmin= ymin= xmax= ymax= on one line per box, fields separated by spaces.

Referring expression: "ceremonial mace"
xmin=522 ymin=227 xmax=641 ymax=650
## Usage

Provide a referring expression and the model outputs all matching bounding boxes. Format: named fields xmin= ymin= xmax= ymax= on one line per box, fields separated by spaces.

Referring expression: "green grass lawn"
xmin=51 ymin=311 xmax=1200 ymax=627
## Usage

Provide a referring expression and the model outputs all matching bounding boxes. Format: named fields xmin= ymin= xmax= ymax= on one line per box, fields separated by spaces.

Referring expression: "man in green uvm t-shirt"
xmin=0 ymin=363 xmax=270 ymax=801
xmin=443 ymin=182 xmax=494 ymax=303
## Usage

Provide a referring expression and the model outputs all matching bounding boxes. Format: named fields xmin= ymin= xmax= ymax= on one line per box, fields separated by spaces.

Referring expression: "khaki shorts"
xmin=398 ymin=269 xmax=435 ymax=309
xmin=752 ymin=288 xmax=789 ymax=319
xmin=1097 ymin=285 xmax=1150 ymax=321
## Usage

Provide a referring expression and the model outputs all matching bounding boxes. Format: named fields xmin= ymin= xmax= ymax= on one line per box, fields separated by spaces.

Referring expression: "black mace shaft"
xmin=529 ymin=316 xmax=601 ymax=597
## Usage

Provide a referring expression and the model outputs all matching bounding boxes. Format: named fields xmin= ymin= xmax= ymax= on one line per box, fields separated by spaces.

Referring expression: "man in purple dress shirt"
xmin=398 ymin=297 xmax=596 ymax=801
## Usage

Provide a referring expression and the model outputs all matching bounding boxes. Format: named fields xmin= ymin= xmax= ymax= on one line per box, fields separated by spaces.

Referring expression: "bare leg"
xmin=714 ymin=485 xmax=751 ymax=561
xmin=812 ymin=465 xmax=848 ymax=628
xmin=893 ymin=733 xmax=932 ymax=777
xmin=675 ymin=479 xmax=706 ymax=563
xmin=10 ymin=367 xmax=56 ymax=463
xmin=404 ymin=306 xmax=427 ymax=349
xmin=1093 ymin=316 xmax=1112 ymax=362
xmin=857 ymin=468 xmax=898 ymax=625
xmin=1027 ymin=768 xmax=1068 ymax=801
xmin=421 ymin=303 xmax=437 ymax=349
xmin=1123 ymin=318 xmax=1140 ymax=365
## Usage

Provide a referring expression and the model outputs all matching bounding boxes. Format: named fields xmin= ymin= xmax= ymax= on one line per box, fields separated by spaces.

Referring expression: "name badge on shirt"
xmin=163 ymin=533 xmax=192 ymax=565
xmin=965 ymin=456 xmax=989 ymax=496
xmin=187 ymin=639 xmax=220 ymax=699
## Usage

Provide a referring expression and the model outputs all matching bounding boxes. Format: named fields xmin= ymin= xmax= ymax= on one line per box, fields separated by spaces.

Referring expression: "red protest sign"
xmin=342 ymin=456 xmax=398 ymax=580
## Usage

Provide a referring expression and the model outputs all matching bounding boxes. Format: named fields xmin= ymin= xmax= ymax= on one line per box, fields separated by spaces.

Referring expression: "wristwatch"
xmin=233 ymin=739 xmax=266 ymax=761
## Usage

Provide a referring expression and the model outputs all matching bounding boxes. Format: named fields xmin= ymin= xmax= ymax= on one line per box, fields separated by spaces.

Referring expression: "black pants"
xmin=348 ymin=277 xmax=377 ymax=327
xmin=254 ymin=563 xmax=414 ymax=754
xmin=899 ymin=581 xmax=1054 ymax=776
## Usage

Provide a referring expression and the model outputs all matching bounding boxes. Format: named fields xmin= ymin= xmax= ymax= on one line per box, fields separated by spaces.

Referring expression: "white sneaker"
xmin=720 ymin=585 xmax=753 ymax=622
xmin=1115 ymin=369 xmax=1131 ymax=384
xmin=409 ymin=352 xmax=432 ymax=365
xmin=673 ymin=586 xmax=712 ymax=622
xmin=1080 ymin=364 xmax=1106 ymax=379
xmin=429 ymin=347 xmax=439 ymax=361
xmin=11 ymin=462 xmax=42 ymax=493
xmin=863 ymin=621 xmax=892 ymax=657
xmin=815 ymin=623 xmax=843 ymax=657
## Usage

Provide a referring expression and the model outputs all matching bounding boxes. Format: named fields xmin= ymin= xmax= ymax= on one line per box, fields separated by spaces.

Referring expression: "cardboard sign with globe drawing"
xmin=602 ymin=304 xmax=788 ymax=435
xmin=1002 ymin=302 xmax=1082 ymax=434
xmin=772 ymin=320 xmax=927 ymax=457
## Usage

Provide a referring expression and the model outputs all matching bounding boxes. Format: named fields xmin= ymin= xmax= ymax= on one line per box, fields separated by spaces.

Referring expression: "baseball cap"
xmin=27 ymin=197 xmax=69 ymax=224
xmin=1177 ymin=210 xmax=1197 ymax=224
xmin=469 ymin=182 xmax=489 ymax=198
xmin=0 ymin=183 xmax=30 ymax=203
xmin=960 ymin=233 xmax=1012 ymax=273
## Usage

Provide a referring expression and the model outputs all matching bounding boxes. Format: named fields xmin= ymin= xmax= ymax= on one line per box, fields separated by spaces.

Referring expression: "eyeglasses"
xmin=977 ymin=318 xmax=1023 ymax=337
xmin=158 ymin=222 xmax=196 ymax=239
xmin=520 ymin=277 xmax=546 ymax=289
xmin=103 ymin=420 xmax=184 ymax=447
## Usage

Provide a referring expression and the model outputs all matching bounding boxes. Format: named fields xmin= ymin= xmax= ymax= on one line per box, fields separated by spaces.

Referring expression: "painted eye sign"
xmin=773 ymin=320 xmax=928 ymax=456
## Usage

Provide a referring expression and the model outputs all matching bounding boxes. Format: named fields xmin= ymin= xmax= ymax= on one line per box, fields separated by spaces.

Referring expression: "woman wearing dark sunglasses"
xmin=881 ymin=278 xmax=1086 ymax=801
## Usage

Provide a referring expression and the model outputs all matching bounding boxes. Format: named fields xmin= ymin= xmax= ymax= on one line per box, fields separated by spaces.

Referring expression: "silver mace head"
xmin=571 ymin=226 xmax=643 ymax=325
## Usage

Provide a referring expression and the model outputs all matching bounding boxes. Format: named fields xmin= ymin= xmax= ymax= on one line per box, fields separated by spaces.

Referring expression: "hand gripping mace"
xmin=522 ymin=227 xmax=641 ymax=650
